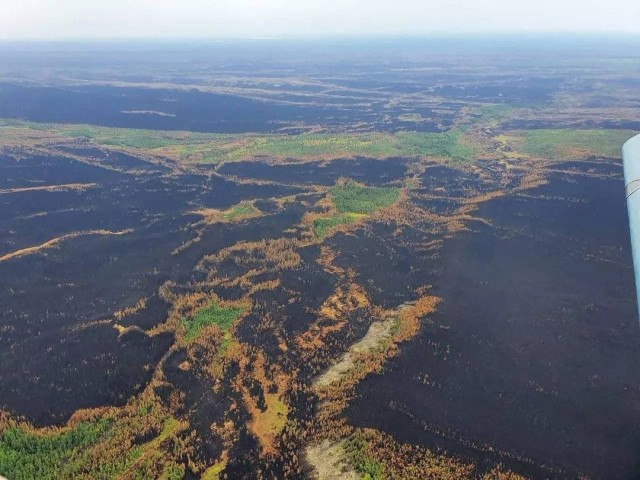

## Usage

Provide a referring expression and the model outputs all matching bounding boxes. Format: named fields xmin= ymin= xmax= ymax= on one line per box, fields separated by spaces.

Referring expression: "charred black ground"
xmin=346 ymin=162 xmax=640 ymax=479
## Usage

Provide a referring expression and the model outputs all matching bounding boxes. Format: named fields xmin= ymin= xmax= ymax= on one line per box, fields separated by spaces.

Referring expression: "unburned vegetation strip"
xmin=506 ymin=129 xmax=636 ymax=159
xmin=0 ymin=119 xmax=479 ymax=163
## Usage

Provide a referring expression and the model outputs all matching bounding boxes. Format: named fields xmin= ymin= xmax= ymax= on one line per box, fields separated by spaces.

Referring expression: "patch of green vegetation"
xmin=160 ymin=462 xmax=186 ymax=480
xmin=156 ymin=418 xmax=180 ymax=444
xmin=0 ymin=419 xmax=110 ymax=480
xmin=512 ymin=129 xmax=636 ymax=159
xmin=217 ymin=330 xmax=234 ymax=356
xmin=221 ymin=202 xmax=260 ymax=220
xmin=313 ymin=212 xmax=363 ymax=239
xmin=330 ymin=182 xmax=400 ymax=214
xmin=0 ymin=118 xmax=53 ymax=131
xmin=313 ymin=182 xmax=401 ymax=238
xmin=136 ymin=404 xmax=153 ymax=416
xmin=0 ymin=118 xmax=41 ymax=130
xmin=202 ymin=460 xmax=227 ymax=480
xmin=344 ymin=433 xmax=385 ymax=480
xmin=224 ymin=133 xmax=399 ymax=160
xmin=59 ymin=125 xmax=220 ymax=150
xmin=475 ymin=104 xmax=517 ymax=127
xmin=181 ymin=301 xmax=246 ymax=341
xmin=91 ymin=448 xmax=143 ymax=480
xmin=0 ymin=118 xmax=222 ymax=149
xmin=219 ymin=130 xmax=476 ymax=163
xmin=394 ymin=130 xmax=476 ymax=162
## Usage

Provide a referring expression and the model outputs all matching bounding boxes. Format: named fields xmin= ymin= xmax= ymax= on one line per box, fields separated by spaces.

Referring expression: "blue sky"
xmin=1 ymin=0 xmax=639 ymax=40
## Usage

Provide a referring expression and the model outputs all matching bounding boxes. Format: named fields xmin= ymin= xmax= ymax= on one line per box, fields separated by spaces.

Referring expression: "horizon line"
xmin=1 ymin=31 xmax=640 ymax=43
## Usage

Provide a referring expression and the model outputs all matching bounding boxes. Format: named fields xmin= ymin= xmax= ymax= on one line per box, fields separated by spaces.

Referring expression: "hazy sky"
xmin=1 ymin=0 xmax=639 ymax=40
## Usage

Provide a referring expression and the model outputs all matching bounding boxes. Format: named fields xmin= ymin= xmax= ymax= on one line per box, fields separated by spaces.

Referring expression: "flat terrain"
xmin=0 ymin=37 xmax=639 ymax=480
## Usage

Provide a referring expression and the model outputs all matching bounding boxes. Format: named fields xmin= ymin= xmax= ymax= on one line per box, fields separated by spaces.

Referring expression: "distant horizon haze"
xmin=1 ymin=0 xmax=639 ymax=40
